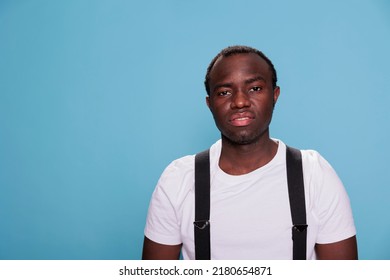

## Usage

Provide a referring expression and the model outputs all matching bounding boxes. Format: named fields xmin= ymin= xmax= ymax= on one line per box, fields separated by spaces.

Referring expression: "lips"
xmin=229 ymin=112 xmax=255 ymax=127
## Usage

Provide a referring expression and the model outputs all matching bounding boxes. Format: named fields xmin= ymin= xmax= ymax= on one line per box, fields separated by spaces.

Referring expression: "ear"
xmin=273 ymin=86 xmax=280 ymax=106
xmin=206 ymin=96 xmax=211 ymax=109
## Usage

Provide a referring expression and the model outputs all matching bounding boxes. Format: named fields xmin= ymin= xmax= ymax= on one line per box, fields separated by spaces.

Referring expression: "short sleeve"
xmin=144 ymin=167 xmax=182 ymax=245
xmin=144 ymin=155 xmax=195 ymax=246
xmin=304 ymin=151 xmax=356 ymax=244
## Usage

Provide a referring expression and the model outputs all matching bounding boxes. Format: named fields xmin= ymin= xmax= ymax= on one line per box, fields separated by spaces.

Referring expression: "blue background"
xmin=0 ymin=0 xmax=389 ymax=260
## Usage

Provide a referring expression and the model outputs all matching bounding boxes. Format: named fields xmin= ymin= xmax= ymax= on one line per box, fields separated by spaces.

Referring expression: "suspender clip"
xmin=293 ymin=224 xmax=308 ymax=232
xmin=194 ymin=220 xmax=210 ymax=230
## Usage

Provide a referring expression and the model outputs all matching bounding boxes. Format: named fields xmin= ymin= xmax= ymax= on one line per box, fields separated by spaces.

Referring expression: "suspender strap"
xmin=286 ymin=146 xmax=308 ymax=260
xmin=194 ymin=146 xmax=307 ymax=260
xmin=194 ymin=149 xmax=211 ymax=260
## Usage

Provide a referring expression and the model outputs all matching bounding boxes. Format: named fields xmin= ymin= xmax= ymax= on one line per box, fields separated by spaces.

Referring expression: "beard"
xmin=212 ymin=105 xmax=275 ymax=147
xmin=220 ymin=126 xmax=270 ymax=146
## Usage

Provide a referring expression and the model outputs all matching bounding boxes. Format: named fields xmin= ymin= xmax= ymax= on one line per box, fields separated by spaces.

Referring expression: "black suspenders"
xmin=286 ymin=146 xmax=308 ymax=260
xmin=194 ymin=150 xmax=211 ymax=260
xmin=194 ymin=146 xmax=307 ymax=260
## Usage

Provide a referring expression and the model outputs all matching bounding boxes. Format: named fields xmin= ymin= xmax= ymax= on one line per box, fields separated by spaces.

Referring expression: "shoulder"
xmin=156 ymin=154 xmax=195 ymax=201
xmin=299 ymin=149 xmax=341 ymax=182
xmin=161 ymin=154 xmax=195 ymax=179
xmin=283 ymin=144 xmax=348 ymax=206
xmin=300 ymin=148 xmax=330 ymax=166
xmin=156 ymin=140 xmax=222 ymax=202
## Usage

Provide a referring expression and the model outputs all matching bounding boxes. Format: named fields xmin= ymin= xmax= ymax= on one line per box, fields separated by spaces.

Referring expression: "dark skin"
xmin=142 ymin=236 xmax=358 ymax=260
xmin=142 ymin=237 xmax=182 ymax=260
xmin=206 ymin=53 xmax=280 ymax=175
xmin=142 ymin=53 xmax=358 ymax=260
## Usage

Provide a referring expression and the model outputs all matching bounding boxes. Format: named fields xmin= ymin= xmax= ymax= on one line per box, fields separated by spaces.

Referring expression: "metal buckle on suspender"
xmin=193 ymin=220 xmax=210 ymax=230
xmin=293 ymin=224 xmax=308 ymax=233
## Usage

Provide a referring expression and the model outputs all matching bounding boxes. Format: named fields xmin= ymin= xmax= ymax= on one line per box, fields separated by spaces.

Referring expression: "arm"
xmin=142 ymin=236 xmax=182 ymax=260
xmin=315 ymin=235 xmax=358 ymax=260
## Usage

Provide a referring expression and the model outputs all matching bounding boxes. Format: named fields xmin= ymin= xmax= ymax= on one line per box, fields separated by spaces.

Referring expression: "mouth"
xmin=229 ymin=112 xmax=255 ymax=127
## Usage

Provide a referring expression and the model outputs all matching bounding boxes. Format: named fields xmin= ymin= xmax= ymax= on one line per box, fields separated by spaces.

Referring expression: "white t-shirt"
xmin=144 ymin=139 xmax=356 ymax=259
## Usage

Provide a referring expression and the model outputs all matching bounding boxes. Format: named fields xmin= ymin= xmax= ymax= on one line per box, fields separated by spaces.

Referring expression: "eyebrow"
xmin=244 ymin=76 xmax=266 ymax=84
xmin=213 ymin=76 xmax=266 ymax=91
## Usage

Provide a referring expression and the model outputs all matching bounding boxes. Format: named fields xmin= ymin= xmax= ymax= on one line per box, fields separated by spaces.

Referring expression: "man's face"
xmin=206 ymin=53 xmax=280 ymax=145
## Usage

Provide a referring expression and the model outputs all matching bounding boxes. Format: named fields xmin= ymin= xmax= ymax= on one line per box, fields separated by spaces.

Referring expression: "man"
xmin=143 ymin=46 xmax=357 ymax=260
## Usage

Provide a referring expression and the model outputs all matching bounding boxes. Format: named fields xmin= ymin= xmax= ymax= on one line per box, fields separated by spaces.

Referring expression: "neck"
xmin=219 ymin=136 xmax=278 ymax=175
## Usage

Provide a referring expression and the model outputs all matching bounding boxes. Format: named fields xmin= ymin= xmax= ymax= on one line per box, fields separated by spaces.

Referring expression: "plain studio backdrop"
xmin=0 ymin=0 xmax=389 ymax=260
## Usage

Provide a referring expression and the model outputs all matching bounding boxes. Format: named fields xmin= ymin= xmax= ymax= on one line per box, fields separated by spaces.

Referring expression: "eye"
xmin=249 ymin=86 xmax=263 ymax=93
xmin=216 ymin=90 xmax=231 ymax=97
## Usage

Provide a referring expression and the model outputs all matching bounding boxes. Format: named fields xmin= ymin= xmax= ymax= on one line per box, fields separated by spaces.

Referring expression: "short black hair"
xmin=204 ymin=45 xmax=278 ymax=95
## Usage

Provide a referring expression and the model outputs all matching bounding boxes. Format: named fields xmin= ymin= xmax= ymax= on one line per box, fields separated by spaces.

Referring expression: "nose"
xmin=231 ymin=91 xmax=250 ymax=109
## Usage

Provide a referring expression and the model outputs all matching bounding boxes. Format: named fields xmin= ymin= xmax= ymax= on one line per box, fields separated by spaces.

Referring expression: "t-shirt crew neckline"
xmin=214 ymin=140 xmax=284 ymax=184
